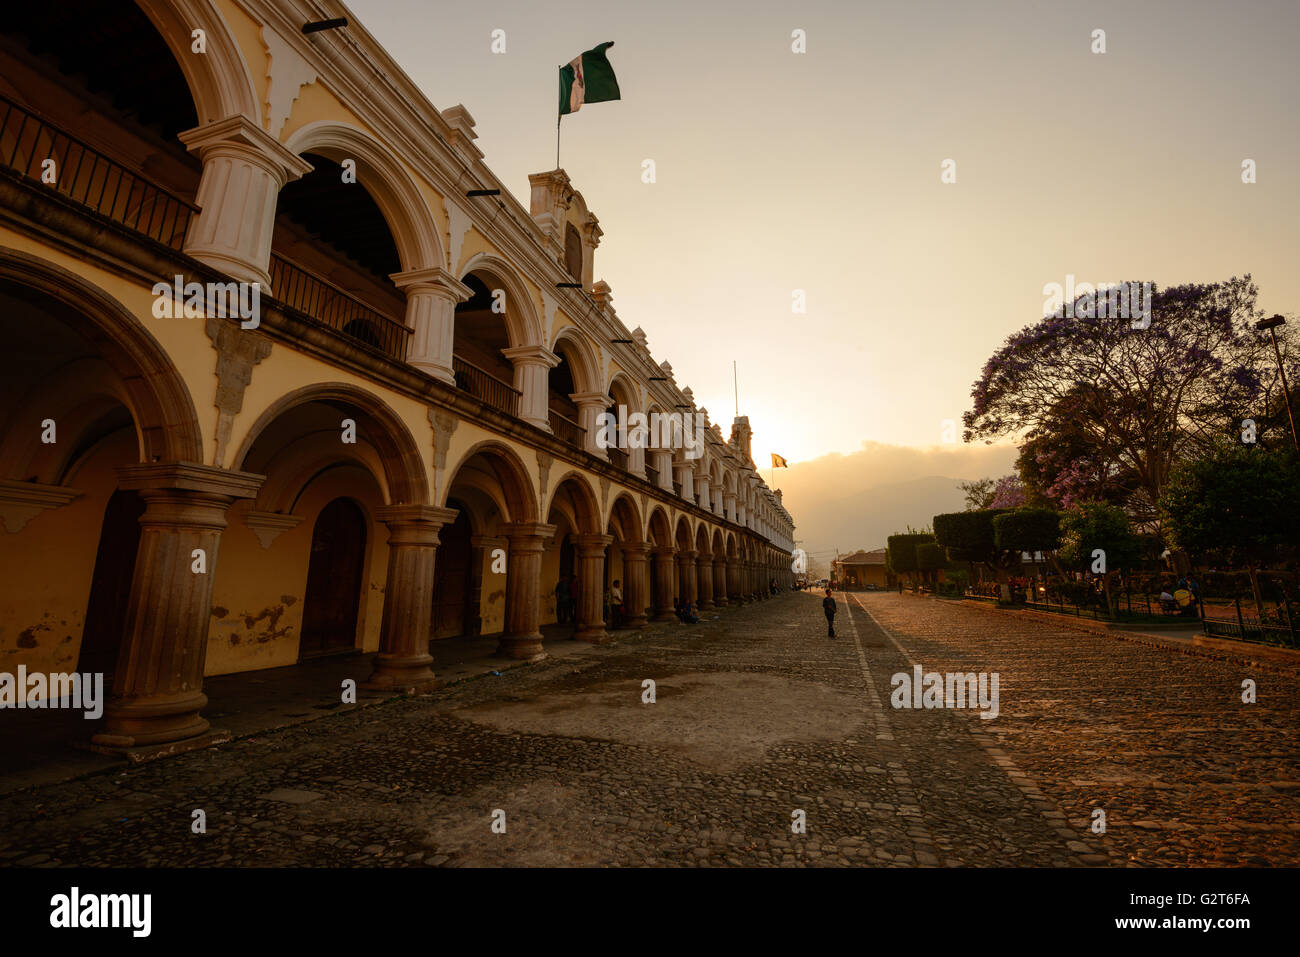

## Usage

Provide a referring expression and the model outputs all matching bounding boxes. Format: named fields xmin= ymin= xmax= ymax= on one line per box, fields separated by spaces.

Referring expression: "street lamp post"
xmin=1256 ymin=315 xmax=1299 ymax=453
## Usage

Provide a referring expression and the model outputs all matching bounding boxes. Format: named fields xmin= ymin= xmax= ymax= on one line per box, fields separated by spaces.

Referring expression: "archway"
xmin=299 ymin=497 xmax=367 ymax=658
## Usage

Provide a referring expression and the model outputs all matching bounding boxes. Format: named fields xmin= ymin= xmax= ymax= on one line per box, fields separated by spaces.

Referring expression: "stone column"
xmin=653 ymin=548 xmax=676 ymax=619
xmin=674 ymin=462 xmax=695 ymax=503
xmin=364 ymin=505 xmax=460 ymax=691
xmin=572 ymin=532 xmax=613 ymax=642
xmin=724 ymin=492 xmax=736 ymax=523
xmin=697 ymin=553 xmax=714 ymax=610
xmin=627 ymin=439 xmax=647 ymax=479
xmin=91 ymin=463 xmax=263 ymax=751
xmin=179 ymin=115 xmax=313 ymax=288
xmin=495 ymin=522 xmax=556 ymax=659
xmin=695 ymin=474 xmax=711 ymax=512
xmin=391 ymin=268 xmax=471 ymax=384
xmin=728 ymin=560 xmax=743 ymax=605
xmin=677 ymin=549 xmax=698 ymax=606
xmin=503 ymin=345 xmax=559 ymax=429
xmin=713 ymin=557 xmax=728 ymax=605
xmin=651 ymin=449 xmax=675 ymax=491
xmin=570 ymin=392 xmax=612 ymax=459
xmin=621 ymin=541 xmax=650 ymax=628
xmin=711 ymin=483 xmax=725 ymax=518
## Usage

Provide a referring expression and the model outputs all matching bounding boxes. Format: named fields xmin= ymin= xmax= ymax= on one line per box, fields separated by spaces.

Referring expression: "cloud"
xmin=775 ymin=440 xmax=1019 ymax=561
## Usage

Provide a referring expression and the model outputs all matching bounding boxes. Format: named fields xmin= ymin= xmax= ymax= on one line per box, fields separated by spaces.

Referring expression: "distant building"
xmin=832 ymin=549 xmax=891 ymax=590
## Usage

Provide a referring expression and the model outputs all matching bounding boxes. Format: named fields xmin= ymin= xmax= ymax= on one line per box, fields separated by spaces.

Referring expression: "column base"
xmin=495 ymin=633 xmax=547 ymax=660
xmin=626 ymin=614 xmax=649 ymax=629
xmin=361 ymin=652 xmax=438 ymax=693
xmin=653 ymin=609 xmax=675 ymax=621
xmin=574 ymin=627 xmax=611 ymax=644
xmin=698 ymin=599 xmax=714 ymax=610
xmin=91 ymin=690 xmax=211 ymax=749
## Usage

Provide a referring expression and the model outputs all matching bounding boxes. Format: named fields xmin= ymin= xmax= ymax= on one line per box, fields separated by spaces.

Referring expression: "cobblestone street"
xmin=3 ymin=592 xmax=1297 ymax=868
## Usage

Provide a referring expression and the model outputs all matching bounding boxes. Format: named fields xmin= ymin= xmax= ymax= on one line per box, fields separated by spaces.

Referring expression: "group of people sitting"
xmin=1158 ymin=576 xmax=1201 ymax=616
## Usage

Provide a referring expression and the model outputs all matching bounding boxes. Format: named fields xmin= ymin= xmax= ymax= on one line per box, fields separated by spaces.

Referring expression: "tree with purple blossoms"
xmin=963 ymin=277 xmax=1295 ymax=529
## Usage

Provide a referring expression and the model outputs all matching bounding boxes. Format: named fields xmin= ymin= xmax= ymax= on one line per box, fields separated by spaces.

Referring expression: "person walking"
xmin=823 ymin=588 xmax=837 ymax=638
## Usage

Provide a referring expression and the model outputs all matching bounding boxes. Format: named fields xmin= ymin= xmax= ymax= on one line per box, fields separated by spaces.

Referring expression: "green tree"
xmin=887 ymin=533 xmax=935 ymax=591
xmin=933 ymin=509 xmax=1016 ymax=599
xmin=1160 ymin=442 xmax=1300 ymax=607
xmin=1058 ymin=501 xmax=1141 ymax=614
xmin=993 ymin=508 xmax=1062 ymax=556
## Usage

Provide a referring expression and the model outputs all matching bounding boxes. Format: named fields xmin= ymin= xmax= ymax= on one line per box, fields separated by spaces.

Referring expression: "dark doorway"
xmin=299 ymin=498 xmax=366 ymax=658
xmin=432 ymin=504 xmax=472 ymax=639
xmin=79 ymin=488 xmax=145 ymax=678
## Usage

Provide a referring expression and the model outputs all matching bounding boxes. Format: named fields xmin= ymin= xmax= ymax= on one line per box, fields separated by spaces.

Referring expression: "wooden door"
xmin=299 ymin=498 xmax=366 ymax=658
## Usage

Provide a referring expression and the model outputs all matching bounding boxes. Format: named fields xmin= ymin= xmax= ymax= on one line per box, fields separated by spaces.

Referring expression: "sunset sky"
xmin=350 ymin=0 xmax=1299 ymax=555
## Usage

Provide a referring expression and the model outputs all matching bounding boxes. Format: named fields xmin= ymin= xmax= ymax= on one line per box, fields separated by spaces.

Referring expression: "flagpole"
xmin=733 ymin=360 xmax=738 ymax=418
xmin=556 ymin=114 xmax=561 ymax=169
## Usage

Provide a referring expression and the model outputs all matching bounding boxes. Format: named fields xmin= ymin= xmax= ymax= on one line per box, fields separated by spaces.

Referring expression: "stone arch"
xmin=458 ymin=253 xmax=543 ymax=349
xmin=726 ymin=531 xmax=739 ymax=558
xmin=232 ymin=383 xmax=428 ymax=506
xmin=283 ymin=122 xmax=444 ymax=273
xmin=549 ymin=325 xmax=603 ymax=394
xmin=546 ymin=470 xmax=601 ymax=534
xmin=606 ymin=492 xmax=642 ymax=542
xmin=606 ymin=371 xmax=640 ymax=412
xmin=135 ymin=0 xmax=261 ymax=127
xmin=647 ymin=505 xmax=673 ymax=547
xmin=673 ymin=515 xmax=693 ymax=552
xmin=694 ymin=522 xmax=711 ymax=558
xmin=441 ymin=440 xmax=538 ymax=523
xmin=712 ymin=528 xmax=726 ymax=557
xmin=0 ymin=248 xmax=203 ymax=467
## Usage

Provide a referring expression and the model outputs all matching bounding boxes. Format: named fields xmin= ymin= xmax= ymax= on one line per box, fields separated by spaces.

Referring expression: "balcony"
xmin=607 ymin=447 xmax=628 ymax=470
xmin=269 ymin=254 xmax=411 ymax=360
xmin=549 ymin=411 xmax=586 ymax=450
xmin=452 ymin=355 xmax=520 ymax=417
xmin=644 ymin=464 xmax=659 ymax=488
xmin=0 ymin=94 xmax=193 ymax=249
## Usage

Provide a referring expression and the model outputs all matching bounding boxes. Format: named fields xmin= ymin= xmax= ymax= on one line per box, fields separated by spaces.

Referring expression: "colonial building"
xmin=832 ymin=550 xmax=891 ymax=590
xmin=0 ymin=1 xmax=796 ymax=752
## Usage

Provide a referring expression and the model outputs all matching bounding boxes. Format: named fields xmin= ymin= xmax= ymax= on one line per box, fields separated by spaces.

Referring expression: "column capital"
xmin=117 ymin=462 xmax=264 ymax=500
xmin=502 ymin=521 xmax=557 ymax=544
xmin=179 ymin=114 xmax=314 ymax=183
xmin=570 ymin=391 xmax=612 ymax=408
xmin=389 ymin=266 xmax=473 ymax=301
xmin=573 ymin=532 xmax=615 ymax=553
xmin=375 ymin=504 xmax=460 ymax=528
xmin=502 ymin=344 xmax=560 ymax=369
xmin=620 ymin=540 xmax=651 ymax=557
xmin=677 ymin=549 xmax=698 ymax=562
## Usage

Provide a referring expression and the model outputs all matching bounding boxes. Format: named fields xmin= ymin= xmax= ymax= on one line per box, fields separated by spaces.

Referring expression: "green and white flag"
xmin=559 ymin=42 xmax=621 ymax=116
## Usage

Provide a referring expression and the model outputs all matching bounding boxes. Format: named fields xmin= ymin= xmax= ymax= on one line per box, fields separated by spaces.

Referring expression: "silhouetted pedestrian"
xmin=823 ymin=588 xmax=837 ymax=638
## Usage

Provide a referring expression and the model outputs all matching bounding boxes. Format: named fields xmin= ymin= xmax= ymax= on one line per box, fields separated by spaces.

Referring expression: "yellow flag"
xmin=772 ymin=453 xmax=788 ymax=468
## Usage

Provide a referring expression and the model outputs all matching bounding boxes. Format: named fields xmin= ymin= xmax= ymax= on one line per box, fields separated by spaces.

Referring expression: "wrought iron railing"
xmin=0 ymin=94 xmax=195 ymax=249
xmin=269 ymin=254 xmax=411 ymax=359
xmin=607 ymin=446 xmax=629 ymax=470
xmin=549 ymin=411 xmax=585 ymax=449
xmin=644 ymin=465 xmax=659 ymax=487
xmin=452 ymin=355 xmax=519 ymax=416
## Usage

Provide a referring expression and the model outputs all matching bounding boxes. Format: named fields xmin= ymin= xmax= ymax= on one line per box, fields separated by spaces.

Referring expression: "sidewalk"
xmin=0 ymin=615 xmax=706 ymax=796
